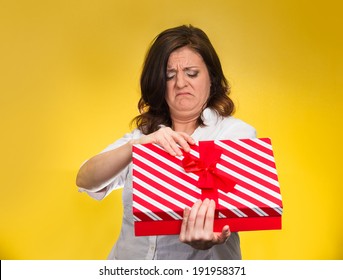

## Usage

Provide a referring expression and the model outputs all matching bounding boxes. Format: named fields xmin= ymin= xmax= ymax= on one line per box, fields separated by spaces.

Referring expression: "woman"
xmin=76 ymin=25 xmax=256 ymax=259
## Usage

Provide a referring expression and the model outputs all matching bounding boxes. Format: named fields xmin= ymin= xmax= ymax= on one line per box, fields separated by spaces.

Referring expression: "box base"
xmin=134 ymin=216 xmax=282 ymax=236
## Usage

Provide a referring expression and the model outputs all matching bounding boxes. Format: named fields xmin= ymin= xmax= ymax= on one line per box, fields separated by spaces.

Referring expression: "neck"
xmin=172 ymin=117 xmax=198 ymax=135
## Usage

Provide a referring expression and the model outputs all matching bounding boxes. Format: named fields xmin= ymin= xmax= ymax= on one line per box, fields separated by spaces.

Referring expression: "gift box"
xmin=132 ymin=138 xmax=283 ymax=236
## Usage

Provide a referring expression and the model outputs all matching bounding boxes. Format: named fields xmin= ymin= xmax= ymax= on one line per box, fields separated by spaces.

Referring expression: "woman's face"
xmin=165 ymin=46 xmax=211 ymax=122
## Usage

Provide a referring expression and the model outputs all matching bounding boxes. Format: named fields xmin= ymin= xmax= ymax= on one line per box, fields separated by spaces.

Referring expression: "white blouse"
xmin=79 ymin=108 xmax=256 ymax=259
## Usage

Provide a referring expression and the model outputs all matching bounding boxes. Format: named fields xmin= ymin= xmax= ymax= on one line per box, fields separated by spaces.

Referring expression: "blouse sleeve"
xmin=78 ymin=129 xmax=141 ymax=200
xmin=219 ymin=117 xmax=257 ymax=140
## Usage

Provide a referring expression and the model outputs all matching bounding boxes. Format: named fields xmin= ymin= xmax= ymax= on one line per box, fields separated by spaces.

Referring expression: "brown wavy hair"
xmin=132 ymin=25 xmax=235 ymax=135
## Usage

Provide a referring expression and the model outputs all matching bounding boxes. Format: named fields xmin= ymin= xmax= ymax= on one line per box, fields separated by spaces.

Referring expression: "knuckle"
xmin=196 ymin=211 xmax=205 ymax=220
xmin=187 ymin=216 xmax=196 ymax=224
xmin=204 ymin=233 xmax=213 ymax=241
xmin=193 ymin=233 xmax=202 ymax=242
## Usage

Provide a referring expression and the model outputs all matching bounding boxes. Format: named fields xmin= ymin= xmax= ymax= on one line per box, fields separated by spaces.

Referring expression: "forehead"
xmin=167 ymin=46 xmax=204 ymax=66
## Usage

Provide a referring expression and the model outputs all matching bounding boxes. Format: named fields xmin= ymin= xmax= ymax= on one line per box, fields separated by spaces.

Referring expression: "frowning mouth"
xmin=176 ymin=92 xmax=192 ymax=97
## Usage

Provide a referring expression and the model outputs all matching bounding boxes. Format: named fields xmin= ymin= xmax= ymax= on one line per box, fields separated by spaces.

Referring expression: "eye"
xmin=186 ymin=70 xmax=199 ymax=78
xmin=166 ymin=71 xmax=176 ymax=80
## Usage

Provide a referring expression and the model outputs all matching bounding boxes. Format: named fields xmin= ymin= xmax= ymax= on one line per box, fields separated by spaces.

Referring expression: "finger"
xmin=193 ymin=198 xmax=211 ymax=233
xmin=184 ymin=199 xmax=202 ymax=239
xmin=172 ymin=130 xmax=194 ymax=143
xmin=171 ymin=135 xmax=191 ymax=154
xmin=170 ymin=132 xmax=195 ymax=155
xmin=217 ymin=225 xmax=231 ymax=244
xmin=211 ymin=225 xmax=231 ymax=245
xmin=159 ymin=129 xmax=186 ymax=156
xmin=159 ymin=141 xmax=178 ymax=156
xmin=179 ymin=207 xmax=190 ymax=242
xmin=168 ymin=136 xmax=185 ymax=156
xmin=203 ymin=199 xmax=216 ymax=233
xmin=174 ymin=132 xmax=195 ymax=149
xmin=157 ymin=128 xmax=194 ymax=156
xmin=156 ymin=133 xmax=181 ymax=156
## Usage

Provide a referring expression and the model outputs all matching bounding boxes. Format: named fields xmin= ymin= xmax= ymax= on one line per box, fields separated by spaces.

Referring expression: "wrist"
xmin=129 ymin=138 xmax=139 ymax=146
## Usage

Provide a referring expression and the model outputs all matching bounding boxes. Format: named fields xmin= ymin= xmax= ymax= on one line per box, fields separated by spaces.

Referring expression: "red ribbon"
xmin=182 ymin=141 xmax=236 ymax=204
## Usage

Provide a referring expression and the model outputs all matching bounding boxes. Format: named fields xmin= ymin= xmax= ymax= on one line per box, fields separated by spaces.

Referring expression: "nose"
xmin=175 ymin=73 xmax=187 ymax=88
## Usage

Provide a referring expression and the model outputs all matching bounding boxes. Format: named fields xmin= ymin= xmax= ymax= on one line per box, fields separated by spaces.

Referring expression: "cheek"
xmin=165 ymin=84 xmax=173 ymax=103
xmin=199 ymin=81 xmax=211 ymax=99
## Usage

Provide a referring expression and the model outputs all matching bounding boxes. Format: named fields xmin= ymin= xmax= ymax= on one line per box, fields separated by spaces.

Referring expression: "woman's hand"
xmin=135 ymin=126 xmax=195 ymax=156
xmin=179 ymin=199 xmax=231 ymax=250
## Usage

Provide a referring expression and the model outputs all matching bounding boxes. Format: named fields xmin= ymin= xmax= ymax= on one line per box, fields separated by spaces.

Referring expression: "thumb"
xmin=216 ymin=225 xmax=231 ymax=244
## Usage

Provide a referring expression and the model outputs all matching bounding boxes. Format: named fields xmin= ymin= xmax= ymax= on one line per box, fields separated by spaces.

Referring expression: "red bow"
xmin=182 ymin=141 xmax=236 ymax=204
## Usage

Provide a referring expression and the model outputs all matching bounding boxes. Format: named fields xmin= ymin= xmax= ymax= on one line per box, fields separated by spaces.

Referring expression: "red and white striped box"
xmin=132 ymin=138 xmax=283 ymax=236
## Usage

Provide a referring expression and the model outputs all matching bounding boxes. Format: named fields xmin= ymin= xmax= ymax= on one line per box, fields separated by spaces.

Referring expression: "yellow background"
xmin=0 ymin=0 xmax=342 ymax=259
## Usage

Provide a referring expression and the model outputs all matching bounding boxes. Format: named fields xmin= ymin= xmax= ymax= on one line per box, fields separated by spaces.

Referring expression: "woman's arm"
xmin=76 ymin=139 xmax=135 ymax=191
xmin=76 ymin=127 xmax=195 ymax=191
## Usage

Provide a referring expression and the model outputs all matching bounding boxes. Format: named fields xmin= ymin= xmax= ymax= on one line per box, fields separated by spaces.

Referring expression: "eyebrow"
xmin=166 ymin=66 xmax=200 ymax=71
